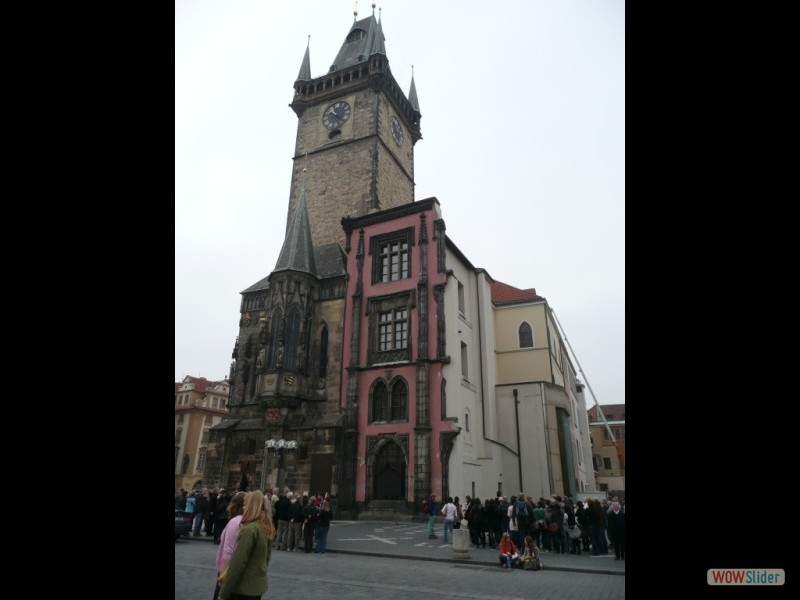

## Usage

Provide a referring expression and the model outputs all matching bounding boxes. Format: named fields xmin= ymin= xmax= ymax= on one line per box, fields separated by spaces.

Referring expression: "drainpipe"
xmin=541 ymin=382 xmax=554 ymax=494
xmin=513 ymin=388 xmax=523 ymax=491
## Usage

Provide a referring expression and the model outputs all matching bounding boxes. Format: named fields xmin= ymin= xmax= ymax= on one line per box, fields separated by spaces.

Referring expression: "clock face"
xmin=322 ymin=101 xmax=351 ymax=129
xmin=390 ymin=115 xmax=404 ymax=146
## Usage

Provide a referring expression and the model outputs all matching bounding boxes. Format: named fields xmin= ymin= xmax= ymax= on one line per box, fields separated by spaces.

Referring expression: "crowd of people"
xmin=176 ymin=484 xmax=625 ymax=590
xmin=176 ymin=485 xmax=335 ymax=555
xmin=427 ymin=490 xmax=625 ymax=567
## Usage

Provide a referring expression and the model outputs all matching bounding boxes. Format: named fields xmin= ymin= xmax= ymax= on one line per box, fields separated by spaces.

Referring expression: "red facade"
xmin=340 ymin=199 xmax=455 ymax=505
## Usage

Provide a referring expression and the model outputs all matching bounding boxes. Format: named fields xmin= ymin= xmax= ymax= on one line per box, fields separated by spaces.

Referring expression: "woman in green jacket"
xmin=218 ymin=490 xmax=276 ymax=600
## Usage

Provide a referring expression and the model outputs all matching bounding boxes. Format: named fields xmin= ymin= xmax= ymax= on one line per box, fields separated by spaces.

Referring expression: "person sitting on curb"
xmin=498 ymin=532 xmax=520 ymax=569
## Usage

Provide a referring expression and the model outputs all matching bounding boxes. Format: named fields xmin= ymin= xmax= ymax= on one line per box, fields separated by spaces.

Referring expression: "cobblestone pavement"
xmin=176 ymin=521 xmax=624 ymax=599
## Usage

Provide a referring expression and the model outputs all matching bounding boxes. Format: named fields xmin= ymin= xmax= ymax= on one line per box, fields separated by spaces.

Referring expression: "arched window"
xmin=371 ymin=381 xmax=388 ymax=422
xmin=319 ymin=326 xmax=329 ymax=378
xmin=268 ymin=309 xmax=283 ymax=367
xmin=519 ymin=322 xmax=534 ymax=348
xmin=284 ymin=308 xmax=301 ymax=371
xmin=390 ymin=379 xmax=408 ymax=421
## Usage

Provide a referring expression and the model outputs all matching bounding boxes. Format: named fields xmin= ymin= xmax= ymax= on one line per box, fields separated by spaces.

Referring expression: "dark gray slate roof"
xmin=331 ymin=15 xmax=385 ymax=72
xmin=274 ymin=178 xmax=316 ymax=276
xmin=313 ymin=243 xmax=346 ymax=279
xmin=233 ymin=418 xmax=266 ymax=431
xmin=209 ymin=419 xmax=241 ymax=431
xmin=241 ymin=275 xmax=270 ymax=294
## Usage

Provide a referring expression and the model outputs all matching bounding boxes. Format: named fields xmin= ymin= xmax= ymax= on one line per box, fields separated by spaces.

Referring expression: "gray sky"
xmin=175 ymin=0 xmax=625 ymax=407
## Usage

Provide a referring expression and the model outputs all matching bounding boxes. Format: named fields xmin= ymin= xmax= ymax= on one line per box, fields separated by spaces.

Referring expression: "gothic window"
xmin=519 ymin=322 xmax=534 ymax=348
xmin=379 ymin=240 xmax=409 ymax=282
xmin=284 ymin=308 xmax=301 ymax=371
xmin=268 ymin=309 xmax=283 ymax=367
xmin=379 ymin=308 xmax=407 ymax=351
xmin=370 ymin=228 xmax=414 ymax=284
xmin=370 ymin=381 xmax=388 ymax=423
xmin=319 ymin=326 xmax=329 ymax=378
xmin=367 ymin=291 xmax=414 ymax=364
xmin=390 ymin=379 xmax=408 ymax=421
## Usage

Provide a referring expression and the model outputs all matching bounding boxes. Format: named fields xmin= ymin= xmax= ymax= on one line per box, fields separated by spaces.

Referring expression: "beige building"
xmin=175 ymin=375 xmax=230 ymax=492
xmin=588 ymin=403 xmax=625 ymax=495
xmin=492 ymin=281 xmax=595 ymax=499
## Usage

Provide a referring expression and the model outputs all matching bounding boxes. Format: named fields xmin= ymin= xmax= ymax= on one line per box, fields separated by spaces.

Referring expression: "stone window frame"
xmin=367 ymin=290 xmax=415 ymax=365
xmin=369 ymin=227 xmax=415 ymax=284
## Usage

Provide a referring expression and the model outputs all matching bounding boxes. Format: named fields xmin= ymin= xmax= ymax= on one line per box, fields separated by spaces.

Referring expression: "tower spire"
xmin=274 ymin=168 xmax=316 ymax=276
xmin=297 ymin=35 xmax=311 ymax=81
xmin=408 ymin=65 xmax=420 ymax=113
xmin=354 ymin=1 xmax=358 ymax=21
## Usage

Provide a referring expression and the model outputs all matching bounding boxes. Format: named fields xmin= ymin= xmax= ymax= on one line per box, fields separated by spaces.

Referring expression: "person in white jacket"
xmin=440 ymin=497 xmax=457 ymax=544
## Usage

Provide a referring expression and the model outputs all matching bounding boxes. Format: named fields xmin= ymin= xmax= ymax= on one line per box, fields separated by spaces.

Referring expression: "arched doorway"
xmin=373 ymin=442 xmax=406 ymax=500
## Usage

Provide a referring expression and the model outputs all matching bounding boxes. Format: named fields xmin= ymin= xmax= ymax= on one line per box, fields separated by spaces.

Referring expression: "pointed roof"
xmin=297 ymin=36 xmax=311 ymax=81
xmin=408 ymin=68 xmax=420 ymax=112
xmin=330 ymin=14 xmax=385 ymax=72
xmin=273 ymin=173 xmax=316 ymax=276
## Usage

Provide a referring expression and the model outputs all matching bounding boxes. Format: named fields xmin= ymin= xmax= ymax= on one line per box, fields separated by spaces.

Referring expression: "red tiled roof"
xmin=588 ymin=403 xmax=625 ymax=422
xmin=176 ymin=376 xmax=218 ymax=393
xmin=490 ymin=280 xmax=542 ymax=304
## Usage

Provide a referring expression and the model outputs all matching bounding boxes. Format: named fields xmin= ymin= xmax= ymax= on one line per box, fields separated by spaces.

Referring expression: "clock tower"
xmin=204 ymin=9 xmax=422 ymax=515
xmin=287 ymin=9 xmax=421 ymax=248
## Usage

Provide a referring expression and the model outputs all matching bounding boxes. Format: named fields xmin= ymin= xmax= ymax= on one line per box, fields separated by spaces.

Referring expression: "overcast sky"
xmin=175 ymin=0 xmax=625 ymax=407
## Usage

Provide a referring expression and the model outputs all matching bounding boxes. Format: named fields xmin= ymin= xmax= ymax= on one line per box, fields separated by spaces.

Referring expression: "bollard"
xmin=452 ymin=527 xmax=471 ymax=560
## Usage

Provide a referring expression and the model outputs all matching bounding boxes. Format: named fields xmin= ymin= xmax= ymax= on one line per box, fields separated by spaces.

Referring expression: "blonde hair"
xmin=239 ymin=490 xmax=276 ymax=540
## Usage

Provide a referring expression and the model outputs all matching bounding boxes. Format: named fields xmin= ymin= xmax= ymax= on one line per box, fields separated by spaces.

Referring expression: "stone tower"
xmin=288 ymin=9 xmax=421 ymax=248
xmin=204 ymin=9 xmax=421 ymax=515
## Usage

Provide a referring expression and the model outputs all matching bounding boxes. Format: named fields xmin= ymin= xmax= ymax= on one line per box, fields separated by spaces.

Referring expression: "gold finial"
xmin=372 ymin=2 xmax=376 ymax=15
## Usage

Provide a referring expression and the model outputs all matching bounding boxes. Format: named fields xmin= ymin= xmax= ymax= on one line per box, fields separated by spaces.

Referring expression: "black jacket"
xmin=317 ymin=510 xmax=332 ymax=528
xmin=607 ymin=510 xmax=625 ymax=539
xmin=289 ymin=500 xmax=305 ymax=522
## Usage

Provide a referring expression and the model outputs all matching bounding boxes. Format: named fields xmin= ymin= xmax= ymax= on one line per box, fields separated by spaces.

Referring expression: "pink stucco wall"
xmin=340 ymin=201 xmax=452 ymax=503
